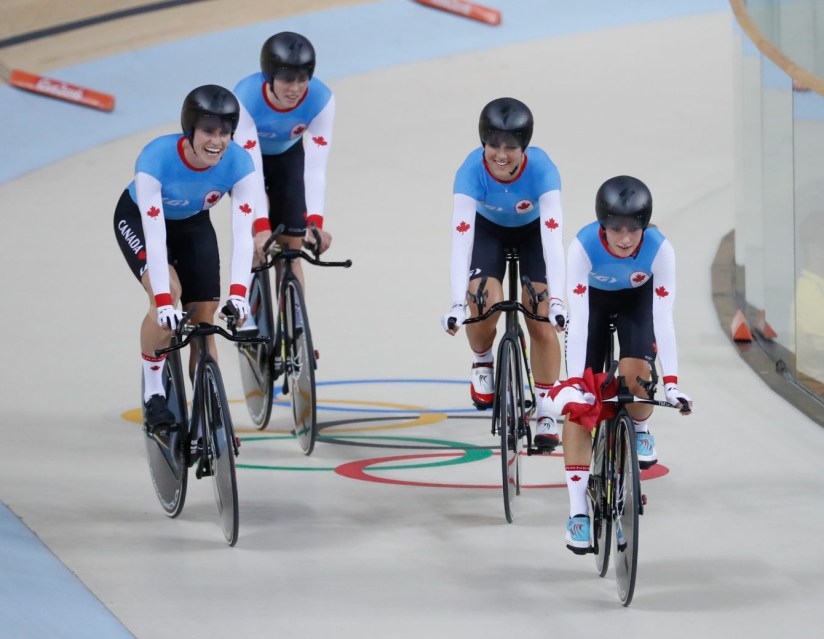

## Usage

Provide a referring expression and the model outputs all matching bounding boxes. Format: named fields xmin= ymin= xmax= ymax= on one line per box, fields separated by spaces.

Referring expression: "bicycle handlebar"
xmin=254 ymin=223 xmax=352 ymax=272
xmin=154 ymin=307 xmax=267 ymax=357
xmin=463 ymin=300 xmax=551 ymax=325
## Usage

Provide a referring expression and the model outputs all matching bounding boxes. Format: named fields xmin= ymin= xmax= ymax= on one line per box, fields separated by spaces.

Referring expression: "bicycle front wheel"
xmin=494 ymin=339 xmax=521 ymax=523
xmin=143 ymin=349 xmax=188 ymax=518
xmin=202 ymin=362 xmax=240 ymax=546
xmin=237 ymin=269 xmax=275 ymax=430
xmin=589 ymin=420 xmax=612 ymax=576
xmin=613 ymin=412 xmax=641 ymax=606
xmin=284 ymin=279 xmax=317 ymax=455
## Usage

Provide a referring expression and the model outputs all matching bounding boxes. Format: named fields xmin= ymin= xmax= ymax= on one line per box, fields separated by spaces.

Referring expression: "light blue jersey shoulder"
xmin=127 ymin=134 xmax=254 ymax=220
xmin=453 ymin=147 xmax=561 ymax=228
xmin=233 ymin=73 xmax=333 ymax=156
xmin=577 ymin=221 xmax=666 ymax=291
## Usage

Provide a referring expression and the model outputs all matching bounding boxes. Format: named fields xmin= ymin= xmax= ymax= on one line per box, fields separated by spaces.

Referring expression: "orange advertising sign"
xmin=414 ymin=0 xmax=501 ymax=26
xmin=8 ymin=69 xmax=115 ymax=112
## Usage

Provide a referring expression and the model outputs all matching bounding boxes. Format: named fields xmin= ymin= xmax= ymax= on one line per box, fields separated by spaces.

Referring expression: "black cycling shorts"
xmin=469 ymin=215 xmax=547 ymax=285
xmin=113 ymin=189 xmax=220 ymax=305
xmin=262 ymin=139 xmax=307 ymax=237
xmin=584 ymin=281 xmax=656 ymax=372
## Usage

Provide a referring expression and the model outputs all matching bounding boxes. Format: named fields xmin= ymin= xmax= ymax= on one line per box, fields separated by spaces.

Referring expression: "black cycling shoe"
xmin=144 ymin=394 xmax=175 ymax=435
xmin=533 ymin=433 xmax=560 ymax=454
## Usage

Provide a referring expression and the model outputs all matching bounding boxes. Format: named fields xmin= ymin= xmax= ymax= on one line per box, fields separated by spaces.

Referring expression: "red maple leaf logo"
xmin=655 ymin=286 xmax=669 ymax=298
xmin=146 ymin=206 xmax=160 ymax=219
xmin=456 ymin=221 xmax=470 ymax=234
xmin=570 ymin=474 xmax=582 ymax=482
xmin=517 ymin=201 xmax=531 ymax=211
xmin=294 ymin=125 xmax=306 ymax=135
xmin=207 ymin=193 xmax=220 ymax=204
xmin=633 ymin=273 xmax=646 ymax=283
xmin=150 ymin=365 xmax=161 ymax=371
xmin=240 ymin=203 xmax=252 ymax=214
xmin=137 ymin=250 xmax=146 ymax=260
xmin=243 ymin=139 xmax=256 ymax=150
xmin=545 ymin=218 xmax=558 ymax=230
xmin=312 ymin=135 xmax=328 ymax=146
xmin=573 ymin=283 xmax=587 ymax=295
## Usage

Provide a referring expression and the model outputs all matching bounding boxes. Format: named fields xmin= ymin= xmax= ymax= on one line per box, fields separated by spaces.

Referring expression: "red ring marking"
xmin=335 ymin=452 xmax=669 ymax=488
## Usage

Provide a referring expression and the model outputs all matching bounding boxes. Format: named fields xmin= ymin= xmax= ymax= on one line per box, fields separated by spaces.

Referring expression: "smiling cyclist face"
xmin=483 ymin=137 xmax=524 ymax=182
xmin=186 ymin=123 xmax=231 ymax=169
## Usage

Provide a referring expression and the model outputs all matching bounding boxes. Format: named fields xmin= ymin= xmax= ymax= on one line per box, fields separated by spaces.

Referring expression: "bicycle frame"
xmin=463 ymin=248 xmax=552 ymax=522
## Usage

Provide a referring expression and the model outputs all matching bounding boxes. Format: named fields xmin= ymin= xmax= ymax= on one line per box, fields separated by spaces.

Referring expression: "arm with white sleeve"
xmin=135 ymin=172 xmax=182 ymax=329
xmin=222 ymin=173 xmax=258 ymax=325
xmin=303 ymin=95 xmax=335 ymax=232
xmin=538 ymin=189 xmax=566 ymax=328
xmin=234 ymin=102 xmax=271 ymax=240
xmin=564 ymin=238 xmax=593 ymax=381
xmin=650 ymin=240 xmax=692 ymax=411
xmin=442 ymin=193 xmax=478 ymax=333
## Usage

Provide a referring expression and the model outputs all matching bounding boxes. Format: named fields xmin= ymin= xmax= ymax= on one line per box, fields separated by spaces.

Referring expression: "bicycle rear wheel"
xmin=613 ymin=412 xmax=641 ymax=606
xmin=202 ymin=362 xmax=240 ymax=546
xmin=237 ymin=269 xmax=275 ymax=429
xmin=284 ymin=278 xmax=317 ymax=455
xmin=589 ymin=420 xmax=612 ymax=576
xmin=143 ymin=349 xmax=188 ymax=518
xmin=494 ymin=339 xmax=521 ymax=523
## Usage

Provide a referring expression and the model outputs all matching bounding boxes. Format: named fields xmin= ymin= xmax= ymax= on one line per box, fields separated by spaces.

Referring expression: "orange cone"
xmin=755 ymin=310 xmax=778 ymax=340
xmin=731 ymin=309 xmax=753 ymax=342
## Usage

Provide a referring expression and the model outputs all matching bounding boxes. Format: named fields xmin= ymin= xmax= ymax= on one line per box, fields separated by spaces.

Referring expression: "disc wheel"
xmin=237 ymin=269 xmax=275 ymax=429
xmin=143 ymin=348 xmax=188 ymax=518
xmin=203 ymin=362 xmax=240 ymax=546
xmin=613 ymin=413 xmax=641 ymax=606
xmin=284 ymin=279 xmax=317 ymax=455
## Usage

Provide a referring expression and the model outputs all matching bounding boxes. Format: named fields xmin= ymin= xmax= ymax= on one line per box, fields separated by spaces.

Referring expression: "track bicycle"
xmin=237 ymin=225 xmax=352 ymax=455
xmin=143 ymin=307 xmax=266 ymax=546
xmin=456 ymin=248 xmax=558 ymax=523
xmin=586 ymin=315 xmax=689 ymax=605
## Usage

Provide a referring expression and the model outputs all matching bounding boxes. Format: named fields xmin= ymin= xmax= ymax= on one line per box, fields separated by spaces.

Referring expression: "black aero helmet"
xmin=595 ymin=175 xmax=653 ymax=230
xmin=478 ymin=97 xmax=534 ymax=149
xmin=180 ymin=84 xmax=240 ymax=142
xmin=260 ymin=32 xmax=316 ymax=84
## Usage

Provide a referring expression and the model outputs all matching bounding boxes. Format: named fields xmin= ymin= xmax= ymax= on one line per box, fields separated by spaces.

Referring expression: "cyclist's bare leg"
xmin=182 ymin=300 xmax=219 ymax=381
xmin=619 ymin=357 xmax=654 ymax=422
xmin=465 ymin=276 xmax=503 ymax=356
xmin=521 ymin=283 xmax=561 ymax=384
xmin=140 ymin=267 xmax=182 ymax=357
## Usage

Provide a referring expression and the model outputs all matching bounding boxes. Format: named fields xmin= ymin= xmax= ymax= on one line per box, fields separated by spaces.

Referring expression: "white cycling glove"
xmin=665 ymin=383 xmax=693 ymax=412
xmin=224 ymin=295 xmax=250 ymax=326
xmin=157 ymin=305 xmax=183 ymax=330
xmin=549 ymin=298 xmax=567 ymax=329
xmin=441 ymin=303 xmax=467 ymax=333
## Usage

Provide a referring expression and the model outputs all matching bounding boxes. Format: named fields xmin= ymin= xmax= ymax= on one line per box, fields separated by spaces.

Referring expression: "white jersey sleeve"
xmin=538 ymin=189 xmax=565 ymax=304
xmin=651 ymin=239 xmax=679 ymax=382
xmin=303 ymin=94 xmax=335 ymax=227
xmin=564 ymin=237 xmax=593 ymax=380
xmin=234 ymin=100 xmax=269 ymax=233
xmin=135 ymin=171 xmax=172 ymax=307
xmin=449 ymin=193 xmax=478 ymax=307
xmin=227 ymin=173 xmax=257 ymax=298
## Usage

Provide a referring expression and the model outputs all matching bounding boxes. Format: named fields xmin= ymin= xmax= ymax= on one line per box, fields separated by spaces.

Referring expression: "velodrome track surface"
xmin=2 ymin=1 xmax=824 ymax=637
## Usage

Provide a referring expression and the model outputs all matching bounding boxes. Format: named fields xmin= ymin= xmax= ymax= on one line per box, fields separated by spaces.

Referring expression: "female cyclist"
xmin=113 ymin=84 xmax=257 ymax=432
xmin=559 ymin=175 xmax=693 ymax=553
xmin=233 ymin=31 xmax=335 ymax=290
xmin=441 ymin=97 xmax=567 ymax=451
